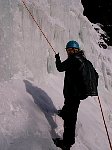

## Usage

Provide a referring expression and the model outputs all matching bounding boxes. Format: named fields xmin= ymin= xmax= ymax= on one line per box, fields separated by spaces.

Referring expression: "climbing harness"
xmin=22 ymin=0 xmax=56 ymax=55
xmin=97 ymin=96 xmax=112 ymax=150
xmin=22 ymin=0 xmax=112 ymax=149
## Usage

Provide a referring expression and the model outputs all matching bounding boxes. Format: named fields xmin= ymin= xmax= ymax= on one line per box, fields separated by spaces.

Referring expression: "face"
xmin=66 ymin=48 xmax=79 ymax=56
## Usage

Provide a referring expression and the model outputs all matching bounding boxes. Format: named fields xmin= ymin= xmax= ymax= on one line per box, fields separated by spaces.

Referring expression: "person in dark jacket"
xmin=54 ymin=40 xmax=98 ymax=150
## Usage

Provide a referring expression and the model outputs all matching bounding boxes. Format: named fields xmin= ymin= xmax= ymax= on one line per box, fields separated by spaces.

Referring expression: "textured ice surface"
xmin=0 ymin=0 xmax=112 ymax=150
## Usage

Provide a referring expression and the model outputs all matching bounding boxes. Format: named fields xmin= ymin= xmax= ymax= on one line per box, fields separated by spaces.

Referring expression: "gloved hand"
xmin=55 ymin=53 xmax=60 ymax=59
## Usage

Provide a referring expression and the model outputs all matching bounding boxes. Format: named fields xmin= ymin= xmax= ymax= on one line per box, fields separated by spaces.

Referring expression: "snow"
xmin=0 ymin=0 xmax=112 ymax=150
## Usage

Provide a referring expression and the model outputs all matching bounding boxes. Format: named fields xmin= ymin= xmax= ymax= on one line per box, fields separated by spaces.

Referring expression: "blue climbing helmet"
xmin=66 ymin=40 xmax=79 ymax=49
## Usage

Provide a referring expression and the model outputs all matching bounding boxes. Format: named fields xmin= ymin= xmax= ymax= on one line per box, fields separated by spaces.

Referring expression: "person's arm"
xmin=55 ymin=53 xmax=69 ymax=72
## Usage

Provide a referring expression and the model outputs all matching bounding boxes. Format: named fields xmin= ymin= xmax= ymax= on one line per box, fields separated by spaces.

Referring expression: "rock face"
xmin=81 ymin=0 xmax=112 ymax=46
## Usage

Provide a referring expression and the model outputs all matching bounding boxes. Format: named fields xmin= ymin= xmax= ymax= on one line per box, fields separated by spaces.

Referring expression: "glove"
xmin=55 ymin=53 xmax=60 ymax=59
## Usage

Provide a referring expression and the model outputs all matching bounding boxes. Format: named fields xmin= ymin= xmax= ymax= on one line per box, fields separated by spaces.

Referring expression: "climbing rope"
xmin=22 ymin=0 xmax=56 ymax=55
xmin=22 ymin=0 xmax=112 ymax=149
xmin=97 ymin=96 xmax=112 ymax=150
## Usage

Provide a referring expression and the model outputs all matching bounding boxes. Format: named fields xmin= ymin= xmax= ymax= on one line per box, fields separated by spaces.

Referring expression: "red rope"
xmin=98 ymin=96 xmax=112 ymax=150
xmin=22 ymin=0 xmax=56 ymax=55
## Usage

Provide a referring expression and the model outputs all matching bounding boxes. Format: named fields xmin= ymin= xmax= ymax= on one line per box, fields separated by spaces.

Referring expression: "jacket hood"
xmin=75 ymin=50 xmax=85 ymax=56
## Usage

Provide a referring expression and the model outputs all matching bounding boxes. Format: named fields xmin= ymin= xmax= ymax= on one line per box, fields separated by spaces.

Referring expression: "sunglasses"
xmin=66 ymin=48 xmax=79 ymax=52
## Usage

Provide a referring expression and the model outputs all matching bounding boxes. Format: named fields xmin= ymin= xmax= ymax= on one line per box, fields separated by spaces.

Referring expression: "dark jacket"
xmin=55 ymin=51 xmax=98 ymax=101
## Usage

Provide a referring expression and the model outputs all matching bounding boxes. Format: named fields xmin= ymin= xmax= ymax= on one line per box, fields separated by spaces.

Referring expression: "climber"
xmin=54 ymin=40 xmax=99 ymax=150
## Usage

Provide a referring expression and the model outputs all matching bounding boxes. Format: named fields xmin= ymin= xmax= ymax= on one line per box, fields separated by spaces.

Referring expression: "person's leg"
xmin=53 ymin=138 xmax=70 ymax=150
xmin=63 ymin=100 xmax=80 ymax=147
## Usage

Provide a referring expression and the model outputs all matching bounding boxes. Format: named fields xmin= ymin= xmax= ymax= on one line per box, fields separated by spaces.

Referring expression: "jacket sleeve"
xmin=55 ymin=54 xmax=69 ymax=72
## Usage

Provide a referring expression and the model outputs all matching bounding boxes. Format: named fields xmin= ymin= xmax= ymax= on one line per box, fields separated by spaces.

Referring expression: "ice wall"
xmin=0 ymin=1 xmax=112 ymax=149
xmin=0 ymin=0 xmax=93 ymax=81
xmin=0 ymin=0 xmax=112 ymax=91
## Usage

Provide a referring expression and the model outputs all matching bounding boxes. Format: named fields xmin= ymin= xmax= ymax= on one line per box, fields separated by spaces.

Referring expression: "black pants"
xmin=62 ymin=99 xmax=80 ymax=147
